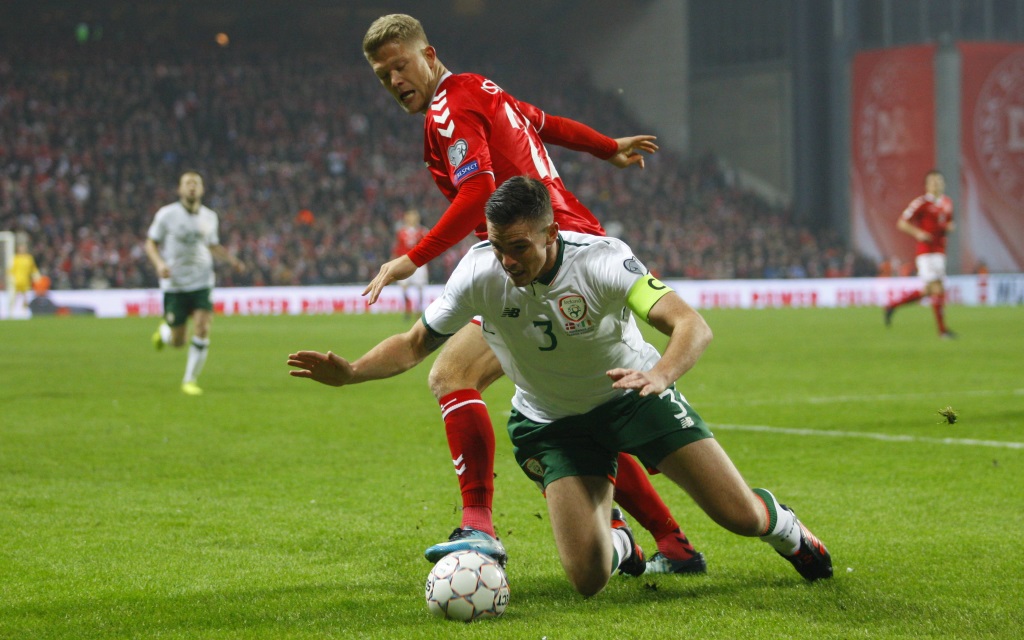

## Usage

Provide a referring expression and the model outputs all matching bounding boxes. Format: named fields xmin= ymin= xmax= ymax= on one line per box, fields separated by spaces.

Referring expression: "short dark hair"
xmin=485 ymin=176 xmax=553 ymax=229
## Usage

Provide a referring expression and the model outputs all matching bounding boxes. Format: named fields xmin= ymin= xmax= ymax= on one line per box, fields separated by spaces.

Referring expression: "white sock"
xmin=184 ymin=336 xmax=210 ymax=384
xmin=159 ymin=322 xmax=172 ymax=344
xmin=611 ymin=527 xmax=632 ymax=571
xmin=754 ymin=488 xmax=801 ymax=555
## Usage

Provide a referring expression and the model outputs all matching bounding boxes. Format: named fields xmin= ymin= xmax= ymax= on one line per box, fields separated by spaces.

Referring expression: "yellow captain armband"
xmin=626 ymin=274 xmax=673 ymax=321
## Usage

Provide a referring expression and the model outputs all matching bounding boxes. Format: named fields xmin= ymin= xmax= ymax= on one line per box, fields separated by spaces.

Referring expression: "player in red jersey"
xmin=361 ymin=14 xmax=704 ymax=575
xmin=393 ymin=208 xmax=430 ymax=319
xmin=884 ymin=170 xmax=957 ymax=338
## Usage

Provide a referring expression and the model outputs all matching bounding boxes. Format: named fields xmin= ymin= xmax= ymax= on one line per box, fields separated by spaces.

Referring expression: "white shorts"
xmin=400 ymin=265 xmax=428 ymax=287
xmin=915 ymin=253 xmax=947 ymax=283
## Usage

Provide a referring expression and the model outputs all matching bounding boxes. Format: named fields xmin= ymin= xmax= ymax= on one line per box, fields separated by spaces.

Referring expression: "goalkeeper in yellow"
xmin=12 ymin=241 xmax=41 ymax=312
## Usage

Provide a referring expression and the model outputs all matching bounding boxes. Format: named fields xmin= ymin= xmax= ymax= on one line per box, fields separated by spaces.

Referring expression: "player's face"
xmin=487 ymin=219 xmax=559 ymax=287
xmin=369 ymin=40 xmax=438 ymax=115
xmin=178 ymin=174 xmax=204 ymax=205
xmin=926 ymin=173 xmax=945 ymax=196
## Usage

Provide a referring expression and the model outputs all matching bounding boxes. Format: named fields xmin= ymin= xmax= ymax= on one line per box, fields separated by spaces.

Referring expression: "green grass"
xmin=1 ymin=306 xmax=1022 ymax=639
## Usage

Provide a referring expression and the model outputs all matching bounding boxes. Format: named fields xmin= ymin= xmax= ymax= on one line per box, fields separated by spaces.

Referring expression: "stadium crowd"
xmin=0 ymin=39 xmax=876 ymax=291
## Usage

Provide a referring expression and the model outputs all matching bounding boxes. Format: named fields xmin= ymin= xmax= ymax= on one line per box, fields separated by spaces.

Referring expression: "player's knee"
xmin=427 ymin=362 xmax=476 ymax=399
xmin=565 ymin=565 xmax=610 ymax=598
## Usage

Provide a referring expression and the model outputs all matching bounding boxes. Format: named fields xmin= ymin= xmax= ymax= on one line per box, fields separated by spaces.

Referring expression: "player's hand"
xmin=916 ymin=230 xmax=934 ymax=242
xmin=606 ymin=367 xmax=669 ymax=397
xmin=157 ymin=263 xmax=171 ymax=279
xmin=363 ymin=255 xmax=418 ymax=305
xmin=607 ymin=135 xmax=659 ymax=169
xmin=232 ymin=259 xmax=247 ymax=274
xmin=287 ymin=350 xmax=354 ymax=387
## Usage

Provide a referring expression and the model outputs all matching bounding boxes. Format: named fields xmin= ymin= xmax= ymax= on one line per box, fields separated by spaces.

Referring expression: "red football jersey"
xmin=393 ymin=224 xmax=429 ymax=258
xmin=900 ymin=194 xmax=953 ymax=255
xmin=416 ymin=72 xmax=606 ymax=264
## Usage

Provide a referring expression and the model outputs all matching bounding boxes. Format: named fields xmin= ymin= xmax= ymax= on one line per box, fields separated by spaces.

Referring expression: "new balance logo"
xmin=501 ymin=307 xmax=520 ymax=318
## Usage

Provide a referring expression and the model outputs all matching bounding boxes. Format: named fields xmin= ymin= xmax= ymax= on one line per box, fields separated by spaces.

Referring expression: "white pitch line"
xmin=713 ymin=423 xmax=1024 ymax=450
xmin=717 ymin=388 xmax=1024 ymax=406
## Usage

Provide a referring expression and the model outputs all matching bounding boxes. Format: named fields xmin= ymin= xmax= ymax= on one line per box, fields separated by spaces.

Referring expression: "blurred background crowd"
xmin=0 ymin=30 xmax=878 ymax=291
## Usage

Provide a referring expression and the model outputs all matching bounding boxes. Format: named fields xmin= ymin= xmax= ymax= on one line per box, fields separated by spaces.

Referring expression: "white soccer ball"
xmin=425 ymin=549 xmax=510 ymax=622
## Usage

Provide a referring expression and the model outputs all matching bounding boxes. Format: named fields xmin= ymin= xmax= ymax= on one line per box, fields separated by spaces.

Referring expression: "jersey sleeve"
xmin=427 ymin=81 xmax=495 ymax=189
xmin=530 ymin=110 xmax=618 ymax=159
xmin=147 ymin=209 xmax=166 ymax=243
xmin=406 ymin=173 xmax=495 ymax=266
xmin=421 ymin=247 xmax=482 ymax=336
xmin=591 ymin=238 xmax=673 ymax=321
xmin=206 ymin=211 xmax=220 ymax=246
xmin=900 ymin=196 xmax=925 ymax=222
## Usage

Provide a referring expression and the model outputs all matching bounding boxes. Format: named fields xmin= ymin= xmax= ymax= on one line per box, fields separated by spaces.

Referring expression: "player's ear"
xmin=545 ymin=222 xmax=559 ymax=245
xmin=423 ymin=45 xmax=438 ymax=65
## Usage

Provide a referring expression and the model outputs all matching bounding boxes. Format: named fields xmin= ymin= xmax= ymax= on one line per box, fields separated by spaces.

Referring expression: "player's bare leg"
xmin=656 ymin=438 xmax=832 ymax=581
xmin=544 ymin=475 xmax=622 ymax=596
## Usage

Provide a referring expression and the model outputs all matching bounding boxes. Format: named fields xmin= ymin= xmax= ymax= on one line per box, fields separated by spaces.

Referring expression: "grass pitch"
xmin=1 ymin=305 xmax=1022 ymax=639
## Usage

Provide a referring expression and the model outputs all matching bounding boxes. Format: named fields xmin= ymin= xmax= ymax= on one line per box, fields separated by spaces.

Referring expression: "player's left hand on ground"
xmin=608 ymin=135 xmax=659 ymax=169
xmin=363 ymin=255 xmax=418 ymax=305
xmin=606 ymin=367 xmax=668 ymax=397
xmin=287 ymin=350 xmax=354 ymax=386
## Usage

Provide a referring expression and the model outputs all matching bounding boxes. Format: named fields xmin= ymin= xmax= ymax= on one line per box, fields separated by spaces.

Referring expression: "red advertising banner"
xmin=850 ymin=45 xmax=937 ymax=265
xmin=959 ymin=42 xmax=1024 ymax=273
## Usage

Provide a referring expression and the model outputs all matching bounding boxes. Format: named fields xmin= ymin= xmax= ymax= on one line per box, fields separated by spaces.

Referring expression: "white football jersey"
xmin=147 ymin=202 xmax=219 ymax=292
xmin=424 ymin=231 xmax=661 ymax=422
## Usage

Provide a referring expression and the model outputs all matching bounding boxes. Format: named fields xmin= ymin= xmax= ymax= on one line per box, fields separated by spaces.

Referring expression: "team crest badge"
xmin=525 ymin=458 xmax=545 ymax=479
xmin=558 ymin=294 xmax=596 ymax=336
xmin=558 ymin=294 xmax=588 ymax=322
xmin=447 ymin=139 xmax=468 ymax=168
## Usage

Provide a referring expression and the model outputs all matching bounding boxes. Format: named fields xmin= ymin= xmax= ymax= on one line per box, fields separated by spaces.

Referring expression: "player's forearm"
xmin=647 ymin=297 xmax=713 ymax=385
xmin=348 ymin=328 xmax=433 ymax=383
xmin=212 ymin=245 xmax=244 ymax=269
xmin=144 ymin=239 xmax=164 ymax=269
xmin=537 ymin=114 xmax=618 ymax=159
xmin=896 ymin=219 xmax=920 ymax=238
xmin=407 ymin=174 xmax=495 ymax=266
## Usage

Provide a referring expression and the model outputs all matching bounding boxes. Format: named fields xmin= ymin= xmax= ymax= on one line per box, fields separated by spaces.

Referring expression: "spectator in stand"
xmin=0 ymin=37 xmax=873 ymax=292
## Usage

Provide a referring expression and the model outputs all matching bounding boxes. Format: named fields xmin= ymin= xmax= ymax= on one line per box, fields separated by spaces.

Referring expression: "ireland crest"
xmin=558 ymin=294 xmax=588 ymax=322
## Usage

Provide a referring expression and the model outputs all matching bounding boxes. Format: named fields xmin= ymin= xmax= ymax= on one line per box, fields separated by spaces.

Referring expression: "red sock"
xmin=931 ymin=292 xmax=947 ymax=334
xmin=891 ymin=289 xmax=923 ymax=308
xmin=613 ymin=454 xmax=696 ymax=560
xmin=439 ymin=390 xmax=495 ymax=536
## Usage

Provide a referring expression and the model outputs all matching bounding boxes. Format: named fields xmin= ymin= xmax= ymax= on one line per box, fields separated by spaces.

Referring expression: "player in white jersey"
xmin=145 ymin=172 xmax=244 ymax=395
xmin=287 ymin=177 xmax=832 ymax=595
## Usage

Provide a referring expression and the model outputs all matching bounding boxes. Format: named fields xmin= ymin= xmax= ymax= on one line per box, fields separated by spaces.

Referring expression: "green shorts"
xmin=163 ymin=288 xmax=213 ymax=327
xmin=508 ymin=385 xmax=714 ymax=490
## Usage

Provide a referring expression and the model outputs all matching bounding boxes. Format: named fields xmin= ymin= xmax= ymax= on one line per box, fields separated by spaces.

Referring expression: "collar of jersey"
xmin=432 ymin=72 xmax=454 ymax=105
xmin=533 ymin=235 xmax=565 ymax=286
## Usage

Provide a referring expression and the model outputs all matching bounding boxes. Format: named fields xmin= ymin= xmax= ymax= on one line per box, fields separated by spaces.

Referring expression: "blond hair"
xmin=362 ymin=14 xmax=429 ymax=60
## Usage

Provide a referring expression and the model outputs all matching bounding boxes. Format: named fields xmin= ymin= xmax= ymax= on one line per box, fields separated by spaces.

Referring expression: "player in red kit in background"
xmin=393 ymin=208 xmax=429 ymax=319
xmin=361 ymin=14 xmax=705 ymax=575
xmin=884 ymin=170 xmax=956 ymax=338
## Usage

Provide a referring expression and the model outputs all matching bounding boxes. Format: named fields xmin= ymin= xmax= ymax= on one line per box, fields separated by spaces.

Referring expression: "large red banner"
xmin=850 ymin=45 xmax=937 ymax=265
xmin=959 ymin=42 xmax=1024 ymax=273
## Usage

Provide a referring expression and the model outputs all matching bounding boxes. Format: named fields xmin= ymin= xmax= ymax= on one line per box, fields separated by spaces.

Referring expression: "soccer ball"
xmin=425 ymin=550 xmax=509 ymax=622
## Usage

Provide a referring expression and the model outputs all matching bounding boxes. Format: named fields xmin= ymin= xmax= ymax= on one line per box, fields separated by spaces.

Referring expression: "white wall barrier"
xmin=2 ymin=274 xmax=1023 ymax=319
